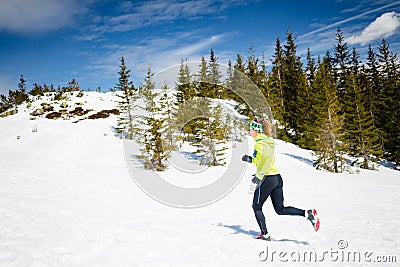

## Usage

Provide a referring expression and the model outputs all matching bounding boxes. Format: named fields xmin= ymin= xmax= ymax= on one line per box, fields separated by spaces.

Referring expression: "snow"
xmin=0 ymin=92 xmax=399 ymax=266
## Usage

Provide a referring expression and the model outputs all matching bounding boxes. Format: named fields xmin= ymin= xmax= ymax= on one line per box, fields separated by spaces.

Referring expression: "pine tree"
xmin=333 ymin=28 xmax=351 ymax=103
xmin=207 ymin=49 xmax=224 ymax=98
xmin=267 ymin=38 xmax=285 ymax=128
xmin=365 ymin=45 xmax=382 ymax=129
xmin=67 ymin=79 xmax=80 ymax=92
xmin=43 ymin=84 xmax=50 ymax=93
xmin=231 ymin=51 xmax=266 ymax=118
xmin=281 ymin=28 xmax=308 ymax=142
xmin=29 ymin=83 xmax=44 ymax=96
xmin=225 ymin=59 xmax=234 ymax=99
xmin=222 ymin=113 xmax=246 ymax=144
xmin=230 ymin=53 xmax=245 ymax=108
xmin=176 ymin=59 xmax=195 ymax=103
xmin=195 ymin=56 xmax=208 ymax=98
xmin=243 ymin=46 xmax=270 ymax=117
xmin=297 ymin=48 xmax=318 ymax=149
xmin=231 ymin=53 xmax=248 ymax=115
xmin=192 ymin=103 xmax=227 ymax=166
xmin=222 ymin=113 xmax=234 ymax=142
xmin=343 ymin=48 xmax=382 ymax=169
xmin=258 ymin=52 xmax=269 ymax=98
xmin=312 ymin=53 xmax=347 ymax=173
xmin=159 ymin=82 xmax=178 ymax=151
xmin=376 ymin=39 xmax=400 ymax=163
xmin=15 ymin=75 xmax=29 ymax=105
xmin=0 ymin=92 xmax=11 ymax=113
xmin=245 ymin=46 xmax=259 ymax=85
xmin=18 ymin=75 xmax=26 ymax=93
xmin=2 ymin=75 xmax=30 ymax=110
xmin=115 ymin=57 xmax=136 ymax=139
xmin=136 ymin=67 xmax=171 ymax=170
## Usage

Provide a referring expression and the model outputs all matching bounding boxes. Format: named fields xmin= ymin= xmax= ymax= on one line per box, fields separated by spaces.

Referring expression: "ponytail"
xmin=260 ymin=119 xmax=272 ymax=136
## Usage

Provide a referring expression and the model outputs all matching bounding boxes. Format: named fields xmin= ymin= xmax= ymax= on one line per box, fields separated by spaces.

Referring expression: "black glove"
xmin=251 ymin=175 xmax=261 ymax=185
xmin=241 ymin=154 xmax=252 ymax=163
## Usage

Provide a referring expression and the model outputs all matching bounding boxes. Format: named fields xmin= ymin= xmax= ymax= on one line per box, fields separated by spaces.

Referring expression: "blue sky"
xmin=0 ymin=0 xmax=399 ymax=94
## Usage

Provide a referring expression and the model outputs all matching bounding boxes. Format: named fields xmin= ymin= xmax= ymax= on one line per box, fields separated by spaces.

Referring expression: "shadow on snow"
xmin=282 ymin=153 xmax=314 ymax=167
xmin=217 ymin=223 xmax=309 ymax=245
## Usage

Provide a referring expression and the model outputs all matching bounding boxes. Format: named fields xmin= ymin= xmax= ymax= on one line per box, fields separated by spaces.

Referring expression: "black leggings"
xmin=252 ymin=174 xmax=305 ymax=235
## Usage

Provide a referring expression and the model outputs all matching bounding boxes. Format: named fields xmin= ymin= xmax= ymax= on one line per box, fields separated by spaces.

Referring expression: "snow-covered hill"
xmin=0 ymin=92 xmax=399 ymax=266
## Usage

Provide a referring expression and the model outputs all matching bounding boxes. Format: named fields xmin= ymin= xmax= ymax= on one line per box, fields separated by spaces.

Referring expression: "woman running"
xmin=242 ymin=118 xmax=320 ymax=240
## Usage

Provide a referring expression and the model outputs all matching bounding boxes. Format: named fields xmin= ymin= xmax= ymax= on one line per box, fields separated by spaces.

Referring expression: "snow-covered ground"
xmin=0 ymin=92 xmax=399 ymax=266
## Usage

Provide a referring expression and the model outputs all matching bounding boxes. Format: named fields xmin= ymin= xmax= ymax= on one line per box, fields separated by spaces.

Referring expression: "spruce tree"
xmin=29 ymin=83 xmax=44 ymax=96
xmin=159 ymin=82 xmax=178 ymax=151
xmin=365 ymin=45 xmax=382 ymax=130
xmin=244 ymin=46 xmax=270 ymax=116
xmin=225 ymin=59 xmax=234 ymax=99
xmin=312 ymin=53 xmax=347 ymax=173
xmin=297 ymin=48 xmax=318 ymax=149
xmin=176 ymin=59 xmax=195 ymax=103
xmin=0 ymin=92 xmax=11 ymax=113
xmin=3 ymin=75 xmax=30 ymax=110
xmin=281 ymin=28 xmax=308 ymax=142
xmin=136 ymin=67 xmax=171 ymax=170
xmin=67 ymin=79 xmax=80 ymax=92
xmin=258 ymin=52 xmax=269 ymax=98
xmin=195 ymin=56 xmax=208 ymax=98
xmin=231 ymin=53 xmax=250 ymax=115
xmin=245 ymin=46 xmax=259 ymax=85
xmin=333 ymin=28 xmax=351 ymax=103
xmin=376 ymin=39 xmax=400 ymax=163
xmin=15 ymin=75 xmax=29 ymax=105
xmin=231 ymin=51 xmax=267 ymax=118
xmin=343 ymin=48 xmax=382 ymax=168
xmin=175 ymin=59 xmax=201 ymax=137
xmin=192 ymin=103 xmax=227 ymax=166
xmin=231 ymin=53 xmax=245 ymax=103
xmin=306 ymin=48 xmax=316 ymax=85
xmin=222 ymin=113 xmax=234 ymax=142
xmin=267 ymin=38 xmax=285 ymax=129
xmin=207 ymin=49 xmax=223 ymax=98
xmin=115 ymin=57 xmax=136 ymax=139
xmin=18 ymin=75 xmax=26 ymax=93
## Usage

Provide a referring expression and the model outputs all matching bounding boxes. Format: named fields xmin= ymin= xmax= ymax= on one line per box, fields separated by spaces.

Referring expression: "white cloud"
xmin=0 ymin=0 xmax=88 ymax=33
xmin=96 ymin=0 xmax=222 ymax=34
xmin=347 ymin=11 xmax=400 ymax=45
xmin=84 ymin=33 xmax=230 ymax=88
xmin=299 ymin=1 xmax=400 ymax=40
xmin=174 ymin=35 xmax=224 ymax=56
xmin=76 ymin=0 xmax=256 ymax=40
xmin=296 ymin=1 xmax=400 ymax=57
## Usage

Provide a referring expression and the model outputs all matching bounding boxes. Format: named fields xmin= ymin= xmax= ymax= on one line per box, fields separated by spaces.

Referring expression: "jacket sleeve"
xmin=251 ymin=140 xmax=274 ymax=173
xmin=251 ymin=141 xmax=263 ymax=165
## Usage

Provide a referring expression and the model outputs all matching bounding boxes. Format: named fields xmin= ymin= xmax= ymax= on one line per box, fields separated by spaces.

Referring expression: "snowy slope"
xmin=0 ymin=92 xmax=399 ymax=266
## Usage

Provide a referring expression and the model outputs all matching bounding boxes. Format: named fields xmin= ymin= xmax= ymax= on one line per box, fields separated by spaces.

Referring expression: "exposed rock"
xmin=87 ymin=109 xmax=120 ymax=119
xmin=1 ymin=109 xmax=17 ymax=118
xmin=40 ymin=103 xmax=54 ymax=112
xmin=30 ymin=108 xmax=44 ymax=116
xmin=69 ymin=107 xmax=91 ymax=116
xmin=45 ymin=112 xmax=62 ymax=120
